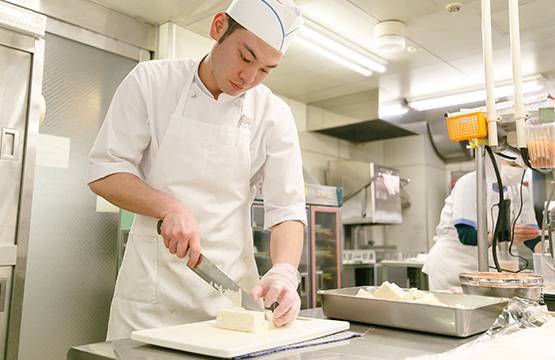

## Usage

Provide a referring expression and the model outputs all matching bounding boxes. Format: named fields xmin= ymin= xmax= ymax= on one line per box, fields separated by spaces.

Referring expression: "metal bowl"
xmin=459 ymin=272 xmax=543 ymax=301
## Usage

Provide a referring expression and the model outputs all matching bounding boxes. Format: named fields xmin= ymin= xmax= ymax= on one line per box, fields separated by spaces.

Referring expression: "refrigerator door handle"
xmin=0 ymin=245 xmax=17 ymax=266
xmin=0 ymin=278 xmax=6 ymax=312
xmin=1 ymin=127 xmax=20 ymax=161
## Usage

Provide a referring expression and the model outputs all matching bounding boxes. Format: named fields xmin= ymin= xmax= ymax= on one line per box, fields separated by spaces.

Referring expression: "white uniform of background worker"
xmin=422 ymin=156 xmax=542 ymax=290
xmin=87 ymin=0 xmax=307 ymax=340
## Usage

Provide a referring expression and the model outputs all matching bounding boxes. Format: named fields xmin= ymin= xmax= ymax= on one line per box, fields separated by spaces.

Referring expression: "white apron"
xmin=107 ymin=60 xmax=259 ymax=340
xmin=423 ymin=230 xmax=479 ymax=290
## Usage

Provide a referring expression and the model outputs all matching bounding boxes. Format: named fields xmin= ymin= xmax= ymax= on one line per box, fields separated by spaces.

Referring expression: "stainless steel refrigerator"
xmin=0 ymin=2 xmax=45 ymax=359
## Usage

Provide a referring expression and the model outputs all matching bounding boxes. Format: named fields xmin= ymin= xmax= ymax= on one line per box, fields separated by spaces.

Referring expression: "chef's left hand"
xmin=250 ymin=263 xmax=301 ymax=326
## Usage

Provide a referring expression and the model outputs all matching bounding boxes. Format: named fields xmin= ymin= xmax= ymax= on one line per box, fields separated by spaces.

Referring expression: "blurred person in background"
xmin=423 ymin=155 xmax=541 ymax=291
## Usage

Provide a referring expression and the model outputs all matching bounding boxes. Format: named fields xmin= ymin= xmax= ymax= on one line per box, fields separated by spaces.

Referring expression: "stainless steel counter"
xmin=67 ymin=309 xmax=479 ymax=360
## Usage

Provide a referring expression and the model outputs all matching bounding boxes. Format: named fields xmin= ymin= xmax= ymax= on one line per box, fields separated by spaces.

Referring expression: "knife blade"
xmin=156 ymin=220 xmax=267 ymax=315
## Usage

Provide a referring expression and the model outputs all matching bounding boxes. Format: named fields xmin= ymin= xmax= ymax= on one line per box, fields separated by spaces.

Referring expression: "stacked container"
xmin=524 ymin=107 xmax=555 ymax=168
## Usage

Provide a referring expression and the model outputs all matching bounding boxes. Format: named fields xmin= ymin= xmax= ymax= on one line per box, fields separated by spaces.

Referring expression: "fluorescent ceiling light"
xmin=408 ymin=78 xmax=544 ymax=111
xmin=294 ymin=37 xmax=372 ymax=76
xmin=295 ymin=19 xmax=387 ymax=76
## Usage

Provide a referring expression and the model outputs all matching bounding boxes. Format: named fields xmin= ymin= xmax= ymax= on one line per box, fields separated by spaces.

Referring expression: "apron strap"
xmin=173 ymin=60 xmax=199 ymax=118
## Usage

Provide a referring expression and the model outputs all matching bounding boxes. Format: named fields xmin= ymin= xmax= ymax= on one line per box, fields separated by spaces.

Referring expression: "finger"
xmin=185 ymin=232 xmax=202 ymax=267
xmin=274 ymin=307 xmax=297 ymax=326
xmin=249 ymin=284 xmax=264 ymax=301
xmin=168 ymin=239 xmax=178 ymax=254
xmin=188 ymin=247 xmax=201 ymax=268
xmin=263 ymin=284 xmax=283 ymax=307
xmin=274 ymin=295 xmax=300 ymax=326
xmin=176 ymin=239 xmax=189 ymax=259
xmin=273 ymin=292 xmax=294 ymax=318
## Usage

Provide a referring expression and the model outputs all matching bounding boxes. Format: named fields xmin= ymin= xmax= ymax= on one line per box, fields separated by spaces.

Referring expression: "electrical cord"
xmin=508 ymin=169 xmax=529 ymax=272
xmin=485 ymin=145 xmax=504 ymax=272
xmin=486 ymin=146 xmax=529 ymax=272
xmin=520 ymin=147 xmax=553 ymax=174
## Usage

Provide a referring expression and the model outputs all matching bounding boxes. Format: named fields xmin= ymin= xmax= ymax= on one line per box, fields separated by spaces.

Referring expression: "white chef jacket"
xmin=87 ymin=58 xmax=307 ymax=229
xmin=423 ymin=171 xmax=539 ymax=290
xmin=437 ymin=171 xmax=537 ymax=235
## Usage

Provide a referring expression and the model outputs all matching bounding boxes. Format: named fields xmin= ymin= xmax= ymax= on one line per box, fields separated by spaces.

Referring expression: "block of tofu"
xmin=404 ymin=287 xmax=426 ymax=301
xmin=404 ymin=287 xmax=446 ymax=306
xmin=372 ymin=281 xmax=406 ymax=301
xmin=215 ymin=307 xmax=270 ymax=333
xmin=356 ymin=288 xmax=373 ymax=298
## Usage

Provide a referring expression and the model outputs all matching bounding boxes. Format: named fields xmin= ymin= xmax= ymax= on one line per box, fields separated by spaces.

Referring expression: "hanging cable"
xmin=485 ymin=145 xmax=504 ymax=272
xmin=520 ymin=148 xmax=553 ymax=175
xmin=486 ymin=149 xmax=531 ymax=272
xmin=509 ymin=169 xmax=530 ymax=272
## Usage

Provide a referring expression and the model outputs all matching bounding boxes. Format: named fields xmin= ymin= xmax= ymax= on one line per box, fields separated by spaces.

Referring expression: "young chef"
xmin=87 ymin=0 xmax=307 ymax=340
xmin=422 ymin=154 xmax=541 ymax=290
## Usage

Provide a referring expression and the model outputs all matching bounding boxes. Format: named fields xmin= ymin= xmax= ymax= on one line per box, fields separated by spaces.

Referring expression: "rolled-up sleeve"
xmin=87 ymin=64 xmax=152 ymax=184
xmin=261 ymin=103 xmax=307 ymax=229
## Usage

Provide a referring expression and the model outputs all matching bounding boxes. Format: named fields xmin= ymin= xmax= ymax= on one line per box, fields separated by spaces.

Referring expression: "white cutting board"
xmin=131 ymin=317 xmax=350 ymax=358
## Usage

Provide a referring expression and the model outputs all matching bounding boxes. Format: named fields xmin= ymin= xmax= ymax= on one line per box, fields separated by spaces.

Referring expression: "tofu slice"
xmin=371 ymin=281 xmax=406 ymax=301
xmin=215 ymin=307 xmax=271 ymax=333
xmin=356 ymin=288 xmax=373 ymax=298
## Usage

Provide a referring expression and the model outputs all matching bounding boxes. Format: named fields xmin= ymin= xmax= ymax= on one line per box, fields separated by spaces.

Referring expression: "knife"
xmin=156 ymin=220 xmax=267 ymax=316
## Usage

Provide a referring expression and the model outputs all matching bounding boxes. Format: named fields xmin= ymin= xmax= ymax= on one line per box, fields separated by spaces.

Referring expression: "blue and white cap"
xmin=226 ymin=0 xmax=304 ymax=53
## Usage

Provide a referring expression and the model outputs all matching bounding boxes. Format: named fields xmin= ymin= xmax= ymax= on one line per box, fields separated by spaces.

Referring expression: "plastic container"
xmin=524 ymin=118 xmax=555 ymax=168
xmin=532 ymin=253 xmax=555 ymax=292
xmin=446 ymin=111 xmax=487 ymax=141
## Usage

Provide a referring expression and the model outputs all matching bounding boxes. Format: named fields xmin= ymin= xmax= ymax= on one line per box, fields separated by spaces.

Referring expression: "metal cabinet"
xmin=0 ymin=4 xmax=45 ymax=359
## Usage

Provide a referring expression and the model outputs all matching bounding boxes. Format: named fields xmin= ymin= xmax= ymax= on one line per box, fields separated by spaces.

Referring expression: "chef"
xmin=422 ymin=154 xmax=541 ymax=290
xmin=87 ymin=0 xmax=307 ymax=340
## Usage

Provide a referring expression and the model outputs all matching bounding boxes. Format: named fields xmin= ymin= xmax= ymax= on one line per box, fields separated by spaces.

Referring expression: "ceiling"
xmin=88 ymin=0 xmax=555 ymax=126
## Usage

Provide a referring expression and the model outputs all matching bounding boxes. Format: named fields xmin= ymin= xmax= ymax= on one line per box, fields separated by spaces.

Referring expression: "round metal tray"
xmin=459 ymin=272 xmax=543 ymax=301
xmin=459 ymin=272 xmax=543 ymax=286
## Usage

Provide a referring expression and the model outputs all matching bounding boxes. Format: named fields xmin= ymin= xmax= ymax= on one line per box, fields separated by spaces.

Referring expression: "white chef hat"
xmin=226 ymin=0 xmax=303 ymax=53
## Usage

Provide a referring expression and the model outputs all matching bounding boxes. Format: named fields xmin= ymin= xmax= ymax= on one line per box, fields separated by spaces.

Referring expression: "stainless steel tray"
xmin=318 ymin=286 xmax=509 ymax=337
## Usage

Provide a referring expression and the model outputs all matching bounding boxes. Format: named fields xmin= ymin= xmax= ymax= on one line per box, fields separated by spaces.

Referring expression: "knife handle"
xmin=157 ymin=220 xmax=203 ymax=267
xmin=157 ymin=219 xmax=163 ymax=235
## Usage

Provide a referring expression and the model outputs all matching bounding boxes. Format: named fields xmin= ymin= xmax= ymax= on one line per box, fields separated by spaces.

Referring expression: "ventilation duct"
xmin=307 ymin=89 xmax=416 ymax=142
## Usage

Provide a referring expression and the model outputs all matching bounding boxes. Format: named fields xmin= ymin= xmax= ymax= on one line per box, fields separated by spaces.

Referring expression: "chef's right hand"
xmin=512 ymin=225 xmax=540 ymax=244
xmin=158 ymin=210 xmax=201 ymax=267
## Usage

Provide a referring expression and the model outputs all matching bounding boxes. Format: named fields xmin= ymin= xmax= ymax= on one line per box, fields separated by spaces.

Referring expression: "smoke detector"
xmin=446 ymin=3 xmax=463 ymax=14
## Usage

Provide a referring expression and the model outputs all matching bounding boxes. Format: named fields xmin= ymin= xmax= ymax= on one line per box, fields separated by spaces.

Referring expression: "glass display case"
xmin=251 ymin=184 xmax=343 ymax=309
xmin=251 ymin=201 xmax=311 ymax=309
xmin=310 ymin=205 xmax=341 ymax=307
